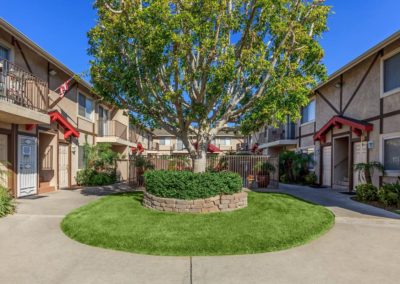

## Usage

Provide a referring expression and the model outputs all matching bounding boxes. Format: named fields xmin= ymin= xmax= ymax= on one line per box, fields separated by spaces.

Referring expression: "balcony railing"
xmin=129 ymin=129 xmax=138 ymax=143
xmin=236 ymin=143 xmax=250 ymax=152
xmin=0 ymin=59 xmax=48 ymax=113
xmin=267 ymin=122 xmax=296 ymax=143
xmin=98 ymin=120 xmax=127 ymax=140
xmin=148 ymin=143 xmax=159 ymax=151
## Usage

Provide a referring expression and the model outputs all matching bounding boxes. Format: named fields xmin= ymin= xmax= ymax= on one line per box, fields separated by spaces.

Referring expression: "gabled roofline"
xmin=315 ymin=29 xmax=400 ymax=91
xmin=0 ymin=17 xmax=93 ymax=92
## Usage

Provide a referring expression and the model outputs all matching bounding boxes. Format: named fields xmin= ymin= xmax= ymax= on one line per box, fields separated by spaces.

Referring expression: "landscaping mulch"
xmin=351 ymin=197 xmax=400 ymax=215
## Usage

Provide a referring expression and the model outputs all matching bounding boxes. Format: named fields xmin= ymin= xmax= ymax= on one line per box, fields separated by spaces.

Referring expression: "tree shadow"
xmin=79 ymin=182 xmax=139 ymax=196
xmin=266 ymin=184 xmax=400 ymax=220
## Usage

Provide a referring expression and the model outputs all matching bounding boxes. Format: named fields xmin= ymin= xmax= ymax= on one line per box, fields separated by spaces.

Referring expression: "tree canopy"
xmin=89 ymin=0 xmax=330 ymax=171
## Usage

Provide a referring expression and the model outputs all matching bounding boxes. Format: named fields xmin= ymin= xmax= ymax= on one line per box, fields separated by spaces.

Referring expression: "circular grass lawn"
xmin=61 ymin=192 xmax=334 ymax=256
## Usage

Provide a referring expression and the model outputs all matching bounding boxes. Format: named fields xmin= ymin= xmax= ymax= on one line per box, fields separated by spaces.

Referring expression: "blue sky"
xmin=1 ymin=0 xmax=400 ymax=78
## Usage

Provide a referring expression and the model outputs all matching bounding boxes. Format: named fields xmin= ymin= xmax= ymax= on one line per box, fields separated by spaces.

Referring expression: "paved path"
xmin=1 ymin=184 xmax=400 ymax=284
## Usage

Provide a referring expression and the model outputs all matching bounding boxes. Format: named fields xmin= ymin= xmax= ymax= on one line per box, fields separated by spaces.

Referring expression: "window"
xmin=301 ymin=99 xmax=316 ymax=124
xmin=159 ymin=138 xmax=171 ymax=146
xmin=0 ymin=45 xmax=10 ymax=61
xmin=383 ymin=137 xmax=400 ymax=172
xmin=176 ymin=139 xmax=185 ymax=150
xmin=383 ymin=51 xmax=400 ymax=95
xmin=78 ymin=145 xmax=86 ymax=169
xmin=78 ymin=92 xmax=93 ymax=120
xmin=219 ymin=138 xmax=231 ymax=146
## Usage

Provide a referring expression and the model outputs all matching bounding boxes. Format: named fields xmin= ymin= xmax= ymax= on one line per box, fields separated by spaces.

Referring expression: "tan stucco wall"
xmin=312 ymin=39 xmax=400 ymax=187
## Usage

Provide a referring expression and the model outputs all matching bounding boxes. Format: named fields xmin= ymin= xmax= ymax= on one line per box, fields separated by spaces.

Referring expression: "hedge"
xmin=144 ymin=170 xmax=243 ymax=200
xmin=0 ymin=186 xmax=15 ymax=217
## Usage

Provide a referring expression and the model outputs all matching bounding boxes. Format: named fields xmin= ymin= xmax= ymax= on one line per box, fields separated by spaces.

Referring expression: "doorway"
xmin=18 ymin=135 xmax=37 ymax=197
xmin=333 ymin=136 xmax=349 ymax=190
xmin=58 ymin=143 xmax=70 ymax=188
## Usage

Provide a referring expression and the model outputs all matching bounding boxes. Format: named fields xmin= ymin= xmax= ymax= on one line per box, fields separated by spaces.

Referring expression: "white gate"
xmin=322 ymin=146 xmax=332 ymax=187
xmin=353 ymin=142 xmax=367 ymax=189
xmin=58 ymin=144 xmax=69 ymax=188
xmin=18 ymin=135 xmax=37 ymax=197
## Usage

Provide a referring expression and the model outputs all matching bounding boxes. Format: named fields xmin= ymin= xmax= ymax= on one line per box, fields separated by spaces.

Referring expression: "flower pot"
xmin=257 ymin=174 xmax=270 ymax=188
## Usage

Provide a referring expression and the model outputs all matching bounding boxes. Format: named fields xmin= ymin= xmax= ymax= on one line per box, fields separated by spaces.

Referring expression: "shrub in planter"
xmin=0 ymin=186 xmax=15 ymax=217
xmin=144 ymin=170 xmax=242 ymax=200
xmin=355 ymin=183 xmax=378 ymax=202
xmin=378 ymin=183 xmax=400 ymax=207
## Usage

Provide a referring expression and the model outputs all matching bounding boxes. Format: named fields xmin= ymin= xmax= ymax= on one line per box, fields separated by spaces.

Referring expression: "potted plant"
xmin=254 ymin=161 xmax=276 ymax=188
xmin=134 ymin=156 xmax=154 ymax=183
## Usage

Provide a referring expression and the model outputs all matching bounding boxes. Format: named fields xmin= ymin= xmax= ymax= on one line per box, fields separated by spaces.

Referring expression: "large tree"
xmin=89 ymin=0 xmax=330 ymax=172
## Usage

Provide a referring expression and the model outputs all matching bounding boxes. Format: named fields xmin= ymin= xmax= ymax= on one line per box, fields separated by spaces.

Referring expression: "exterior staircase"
xmin=334 ymin=176 xmax=349 ymax=191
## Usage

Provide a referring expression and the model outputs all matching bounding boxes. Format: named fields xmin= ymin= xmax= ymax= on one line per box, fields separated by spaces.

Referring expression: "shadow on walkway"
xmin=265 ymin=183 xmax=400 ymax=220
xmin=79 ymin=182 xmax=137 ymax=196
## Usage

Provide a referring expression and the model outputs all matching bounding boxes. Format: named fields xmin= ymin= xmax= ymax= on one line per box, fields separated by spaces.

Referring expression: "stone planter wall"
xmin=143 ymin=191 xmax=248 ymax=213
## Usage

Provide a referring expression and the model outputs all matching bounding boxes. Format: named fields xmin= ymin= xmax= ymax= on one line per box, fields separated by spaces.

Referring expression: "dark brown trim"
xmin=315 ymin=90 xmax=340 ymax=114
xmin=299 ymin=132 xmax=315 ymax=139
xmin=365 ymin=108 xmax=400 ymax=122
xmin=11 ymin=124 xmax=17 ymax=196
xmin=36 ymin=127 xmax=39 ymax=193
xmin=342 ymin=51 xmax=383 ymax=114
xmin=0 ymin=127 xmax=12 ymax=134
xmin=339 ymin=74 xmax=343 ymax=114
xmin=17 ymin=131 xmax=37 ymax=137
xmin=12 ymin=37 xmax=33 ymax=73
xmin=379 ymin=98 xmax=384 ymax=134
xmin=348 ymin=132 xmax=353 ymax=192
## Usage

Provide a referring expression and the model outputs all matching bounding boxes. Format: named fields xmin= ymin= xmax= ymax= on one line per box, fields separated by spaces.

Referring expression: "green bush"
xmin=378 ymin=183 xmax=400 ymax=207
xmin=144 ymin=170 xmax=243 ymax=199
xmin=0 ymin=186 xmax=15 ymax=217
xmin=355 ymin=183 xmax=378 ymax=202
xmin=76 ymin=168 xmax=117 ymax=186
xmin=304 ymin=172 xmax=317 ymax=185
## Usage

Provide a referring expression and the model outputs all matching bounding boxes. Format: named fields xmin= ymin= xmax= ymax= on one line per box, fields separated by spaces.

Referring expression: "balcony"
xmin=97 ymin=120 xmax=134 ymax=146
xmin=0 ymin=59 xmax=50 ymax=124
xmin=259 ymin=122 xmax=297 ymax=148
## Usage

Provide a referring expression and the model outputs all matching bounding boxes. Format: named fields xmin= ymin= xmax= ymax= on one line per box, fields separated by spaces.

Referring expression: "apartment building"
xmin=254 ymin=30 xmax=400 ymax=191
xmin=0 ymin=18 xmax=136 ymax=197
xmin=150 ymin=128 xmax=245 ymax=155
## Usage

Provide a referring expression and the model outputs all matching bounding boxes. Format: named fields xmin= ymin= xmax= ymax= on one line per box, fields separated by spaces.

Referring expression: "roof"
xmin=315 ymin=29 xmax=400 ymax=91
xmin=0 ymin=17 xmax=93 ymax=92
xmin=314 ymin=116 xmax=373 ymax=142
xmin=152 ymin=127 xmax=243 ymax=137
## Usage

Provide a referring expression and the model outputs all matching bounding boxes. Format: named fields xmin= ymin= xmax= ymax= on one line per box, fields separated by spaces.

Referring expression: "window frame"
xmin=159 ymin=137 xmax=171 ymax=146
xmin=380 ymin=132 xmax=400 ymax=176
xmin=77 ymin=91 xmax=94 ymax=121
xmin=0 ymin=39 xmax=14 ymax=62
xmin=300 ymin=99 xmax=316 ymax=126
xmin=78 ymin=145 xmax=86 ymax=170
xmin=380 ymin=47 xmax=400 ymax=98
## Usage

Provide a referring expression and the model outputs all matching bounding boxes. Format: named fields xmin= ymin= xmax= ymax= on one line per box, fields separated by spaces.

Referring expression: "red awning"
xmin=314 ymin=115 xmax=373 ymax=143
xmin=193 ymin=142 xmax=221 ymax=153
xmin=49 ymin=110 xmax=80 ymax=139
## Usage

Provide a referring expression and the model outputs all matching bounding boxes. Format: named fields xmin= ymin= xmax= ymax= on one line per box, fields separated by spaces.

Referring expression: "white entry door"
xmin=58 ymin=144 xmax=69 ymax=188
xmin=18 ymin=135 xmax=37 ymax=197
xmin=0 ymin=134 xmax=8 ymax=188
xmin=322 ymin=146 xmax=332 ymax=187
xmin=353 ymin=142 xmax=367 ymax=189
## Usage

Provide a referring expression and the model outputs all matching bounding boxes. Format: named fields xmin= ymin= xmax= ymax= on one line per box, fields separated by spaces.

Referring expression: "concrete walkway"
xmin=1 ymin=183 xmax=400 ymax=284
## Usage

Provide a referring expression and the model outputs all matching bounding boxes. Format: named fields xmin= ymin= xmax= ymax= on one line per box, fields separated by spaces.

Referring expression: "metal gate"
xmin=129 ymin=155 xmax=279 ymax=189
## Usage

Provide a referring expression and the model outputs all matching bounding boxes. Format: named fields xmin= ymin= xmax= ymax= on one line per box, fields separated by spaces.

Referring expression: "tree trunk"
xmin=192 ymin=147 xmax=207 ymax=173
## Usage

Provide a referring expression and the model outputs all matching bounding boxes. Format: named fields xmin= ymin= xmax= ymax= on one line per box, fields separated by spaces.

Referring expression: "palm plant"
xmin=354 ymin=161 xmax=384 ymax=184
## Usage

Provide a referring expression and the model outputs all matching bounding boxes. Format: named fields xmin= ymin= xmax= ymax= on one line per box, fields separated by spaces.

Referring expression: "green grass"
xmin=61 ymin=192 xmax=334 ymax=256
